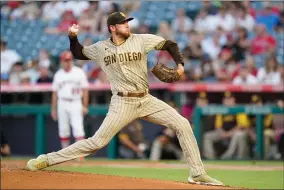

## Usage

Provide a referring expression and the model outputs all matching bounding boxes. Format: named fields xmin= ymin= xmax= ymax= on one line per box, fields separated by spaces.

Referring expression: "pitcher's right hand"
xmin=68 ymin=24 xmax=79 ymax=37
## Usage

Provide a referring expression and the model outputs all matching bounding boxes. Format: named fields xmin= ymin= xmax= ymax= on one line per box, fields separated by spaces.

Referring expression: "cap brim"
xmin=119 ymin=17 xmax=134 ymax=24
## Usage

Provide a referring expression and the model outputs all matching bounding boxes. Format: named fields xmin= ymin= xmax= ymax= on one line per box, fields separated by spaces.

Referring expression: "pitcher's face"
xmin=113 ymin=21 xmax=131 ymax=39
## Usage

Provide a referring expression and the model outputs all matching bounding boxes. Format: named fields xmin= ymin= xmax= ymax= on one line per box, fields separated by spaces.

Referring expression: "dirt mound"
xmin=1 ymin=160 xmax=237 ymax=189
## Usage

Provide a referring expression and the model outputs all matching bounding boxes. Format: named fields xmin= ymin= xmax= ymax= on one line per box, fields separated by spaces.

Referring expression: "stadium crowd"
xmin=1 ymin=1 xmax=283 ymax=85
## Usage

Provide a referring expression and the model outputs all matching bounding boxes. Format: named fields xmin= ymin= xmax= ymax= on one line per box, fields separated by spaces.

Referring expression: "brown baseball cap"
xmin=107 ymin=12 xmax=134 ymax=28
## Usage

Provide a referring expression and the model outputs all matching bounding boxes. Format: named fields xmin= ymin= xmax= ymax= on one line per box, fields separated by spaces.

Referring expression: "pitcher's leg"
xmin=140 ymin=96 xmax=205 ymax=177
xmin=47 ymin=95 xmax=138 ymax=166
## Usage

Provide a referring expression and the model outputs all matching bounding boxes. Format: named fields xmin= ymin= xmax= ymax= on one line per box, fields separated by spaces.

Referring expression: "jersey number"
xmin=72 ymin=88 xmax=81 ymax=95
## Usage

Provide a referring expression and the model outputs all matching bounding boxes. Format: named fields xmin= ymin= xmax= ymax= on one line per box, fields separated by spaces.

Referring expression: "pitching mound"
xmin=1 ymin=160 xmax=235 ymax=189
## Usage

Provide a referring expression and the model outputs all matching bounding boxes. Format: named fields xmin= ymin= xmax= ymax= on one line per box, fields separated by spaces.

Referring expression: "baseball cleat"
xmin=26 ymin=154 xmax=49 ymax=171
xmin=188 ymin=174 xmax=223 ymax=186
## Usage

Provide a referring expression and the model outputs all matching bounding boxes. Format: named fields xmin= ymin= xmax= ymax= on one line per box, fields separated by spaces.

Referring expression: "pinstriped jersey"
xmin=82 ymin=34 xmax=165 ymax=93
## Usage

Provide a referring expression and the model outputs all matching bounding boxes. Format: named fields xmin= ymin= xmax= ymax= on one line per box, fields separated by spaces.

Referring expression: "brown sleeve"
xmin=69 ymin=36 xmax=90 ymax=60
xmin=158 ymin=40 xmax=185 ymax=66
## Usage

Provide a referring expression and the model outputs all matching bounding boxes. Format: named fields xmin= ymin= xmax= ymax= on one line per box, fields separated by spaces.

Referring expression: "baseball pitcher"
xmin=51 ymin=51 xmax=89 ymax=149
xmin=27 ymin=12 xmax=223 ymax=186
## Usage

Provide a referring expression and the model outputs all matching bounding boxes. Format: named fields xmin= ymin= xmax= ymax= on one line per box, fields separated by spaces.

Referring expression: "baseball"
xmin=69 ymin=24 xmax=79 ymax=34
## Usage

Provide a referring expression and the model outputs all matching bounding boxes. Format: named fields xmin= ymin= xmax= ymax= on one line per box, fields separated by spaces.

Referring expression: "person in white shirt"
xmin=215 ymin=6 xmax=236 ymax=32
xmin=1 ymin=40 xmax=21 ymax=77
xmin=257 ymin=55 xmax=281 ymax=85
xmin=171 ymin=8 xmax=193 ymax=33
xmin=51 ymin=50 xmax=89 ymax=150
xmin=236 ymin=8 xmax=255 ymax=32
xmin=194 ymin=9 xmax=211 ymax=34
xmin=42 ymin=1 xmax=66 ymax=21
xmin=233 ymin=66 xmax=258 ymax=85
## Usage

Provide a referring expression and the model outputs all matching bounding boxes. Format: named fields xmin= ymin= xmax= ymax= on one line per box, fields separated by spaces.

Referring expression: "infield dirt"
xmin=1 ymin=160 xmax=249 ymax=189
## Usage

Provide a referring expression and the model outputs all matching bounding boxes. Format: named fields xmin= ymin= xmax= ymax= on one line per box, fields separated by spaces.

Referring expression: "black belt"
xmin=117 ymin=90 xmax=148 ymax=98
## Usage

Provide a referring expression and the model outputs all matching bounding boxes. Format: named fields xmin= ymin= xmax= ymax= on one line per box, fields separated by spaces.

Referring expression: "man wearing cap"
xmin=248 ymin=95 xmax=275 ymax=159
xmin=27 ymin=12 xmax=223 ymax=186
xmin=203 ymin=91 xmax=250 ymax=159
xmin=50 ymin=50 xmax=89 ymax=151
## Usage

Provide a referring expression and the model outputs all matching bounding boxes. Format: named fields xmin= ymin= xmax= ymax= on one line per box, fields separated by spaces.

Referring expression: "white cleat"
xmin=26 ymin=154 xmax=49 ymax=171
xmin=188 ymin=174 xmax=224 ymax=186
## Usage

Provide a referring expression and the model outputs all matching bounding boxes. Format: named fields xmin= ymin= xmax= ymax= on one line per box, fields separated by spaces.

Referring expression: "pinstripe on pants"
xmin=46 ymin=93 xmax=205 ymax=177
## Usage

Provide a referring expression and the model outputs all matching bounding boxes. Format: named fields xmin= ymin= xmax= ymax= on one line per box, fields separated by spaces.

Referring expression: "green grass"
xmin=48 ymin=165 xmax=284 ymax=189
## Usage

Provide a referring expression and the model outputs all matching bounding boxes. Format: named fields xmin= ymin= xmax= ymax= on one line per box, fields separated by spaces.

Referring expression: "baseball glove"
xmin=151 ymin=62 xmax=180 ymax=83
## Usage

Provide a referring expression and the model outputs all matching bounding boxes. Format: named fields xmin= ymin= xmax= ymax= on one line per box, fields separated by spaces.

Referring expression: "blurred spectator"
xmin=236 ymin=7 xmax=255 ymax=32
xmin=257 ymin=54 xmax=281 ymax=85
xmin=214 ymin=50 xmax=241 ymax=82
xmin=10 ymin=1 xmax=40 ymax=20
xmin=156 ymin=21 xmax=174 ymax=40
xmin=137 ymin=24 xmax=150 ymax=34
xmin=118 ymin=120 xmax=149 ymax=159
xmin=94 ymin=71 xmax=109 ymax=84
xmin=1 ymin=40 xmax=22 ymax=80
xmin=194 ymin=9 xmax=211 ymax=34
xmin=64 ymin=1 xmax=90 ymax=18
xmin=203 ymin=92 xmax=250 ymax=159
xmin=156 ymin=22 xmax=174 ymax=65
xmin=256 ymin=2 xmax=280 ymax=34
xmin=190 ymin=57 xmax=215 ymax=82
xmin=0 ymin=125 xmax=11 ymax=157
xmin=231 ymin=27 xmax=250 ymax=61
xmin=251 ymin=24 xmax=276 ymax=55
xmin=42 ymin=1 xmax=65 ymax=22
xmin=45 ymin=10 xmax=78 ymax=34
xmin=39 ymin=49 xmax=52 ymax=68
xmin=37 ymin=67 xmax=53 ymax=83
xmin=171 ymin=8 xmax=193 ymax=34
xmin=232 ymin=65 xmax=258 ymax=85
xmin=8 ymin=61 xmax=24 ymax=85
xmin=22 ymin=60 xmax=40 ymax=84
xmin=149 ymin=102 xmax=183 ymax=161
xmin=241 ymin=0 xmax=257 ymax=18
xmin=232 ymin=55 xmax=258 ymax=79
xmin=202 ymin=0 xmax=218 ymax=15
xmin=248 ymin=95 xmax=278 ymax=159
xmin=215 ymin=6 xmax=236 ymax=33
xmin=78 ymin=9 xmax=96 ymax=34
xmin=182 ymin=30 xmax=203 ymax=61
xmin=201 ymin=32 xmax=223 ymax=61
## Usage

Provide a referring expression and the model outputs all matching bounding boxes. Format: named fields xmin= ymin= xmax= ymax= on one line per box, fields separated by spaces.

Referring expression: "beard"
xmin=115 ymin=30 xmax=131 ymax=39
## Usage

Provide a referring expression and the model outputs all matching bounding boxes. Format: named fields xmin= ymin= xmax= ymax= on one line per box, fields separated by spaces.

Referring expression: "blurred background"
xmin=0 ymin=1 xmax=283 ymax=161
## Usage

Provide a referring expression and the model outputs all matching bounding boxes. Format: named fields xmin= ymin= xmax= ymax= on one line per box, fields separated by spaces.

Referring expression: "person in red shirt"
xmin=57 ymin=10 xmax=78 ymax=33
xmin=251 ymin=24 xmax=276 ymax=55
xmin=45 ymin=10 xmax=78 ymax=34
xmin=232 ymin=55 xmax=258 ymax=79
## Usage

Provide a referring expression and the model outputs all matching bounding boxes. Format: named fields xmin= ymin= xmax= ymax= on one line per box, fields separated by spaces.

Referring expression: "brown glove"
xmin=151 ymin=62 xmax=180 ymax=83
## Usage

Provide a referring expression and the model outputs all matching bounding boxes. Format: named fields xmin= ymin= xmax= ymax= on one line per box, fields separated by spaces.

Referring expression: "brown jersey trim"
xmin=159 ymin=40 xmax=185 ymax=66
xmin=69 ymin=36 xmax=90 ymax=60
